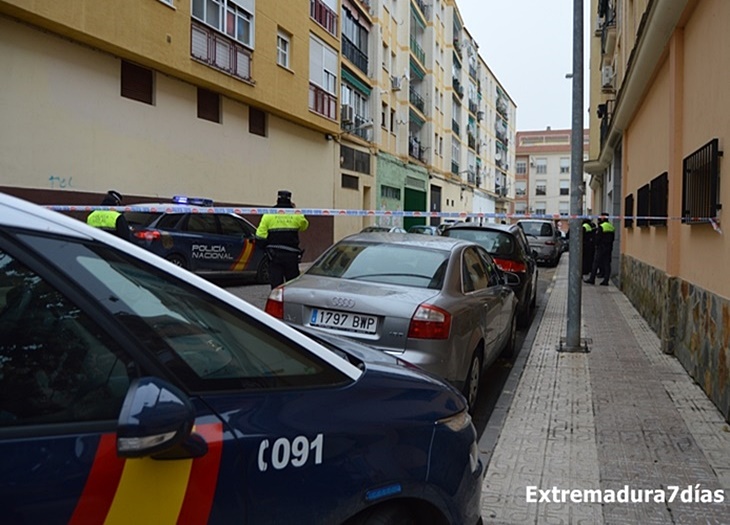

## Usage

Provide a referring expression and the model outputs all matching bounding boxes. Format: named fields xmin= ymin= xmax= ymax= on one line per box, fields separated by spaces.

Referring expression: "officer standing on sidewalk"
xmin=584 ymin=212 xmax=615 ymax=285
xmin=256 ymin=190 xmax=309 ymax=289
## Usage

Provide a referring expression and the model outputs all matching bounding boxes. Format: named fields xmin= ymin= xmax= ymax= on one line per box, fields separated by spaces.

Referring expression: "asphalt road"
xmin=217 ymin=263 xmax=558 ymax=441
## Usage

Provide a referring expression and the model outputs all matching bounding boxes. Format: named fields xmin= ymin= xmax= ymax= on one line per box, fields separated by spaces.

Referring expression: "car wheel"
xmin=501 ymin=315 xmax=517 ymax=359
xmin=463 ymin=351 xmax=482 ymax=411
xmin=517 ymin=300 xmax=532 ymax=329
xmin=256 ymin=256 xmax=270 ymax=284
xmin=348 ymin=503 xmax=415 ymax=525
xmin=165 ymin=253 xmax=188 ymax=269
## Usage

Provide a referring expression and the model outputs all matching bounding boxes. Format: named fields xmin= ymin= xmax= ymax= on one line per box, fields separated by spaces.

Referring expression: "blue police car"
xmin=0 ymin=192 xmax=484 ymax=525
xmin=125 ymin=196 xmax=269 ymax=283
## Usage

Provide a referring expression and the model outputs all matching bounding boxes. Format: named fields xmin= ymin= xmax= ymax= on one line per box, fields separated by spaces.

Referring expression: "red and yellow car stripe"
xmin=69 ymin=423 xmax=223 ymax=525
xmin=229 ymin=240 xmax=256 ymax=272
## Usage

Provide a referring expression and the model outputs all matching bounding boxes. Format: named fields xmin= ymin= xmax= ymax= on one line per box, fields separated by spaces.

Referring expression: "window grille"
xmin=682 ymin=138 xmax=722 ymax=224
xmin=636 ymin=183 xmax=650 ymax=227
xmin=341 ymin=174 xmax=358 ymax=190
xmin=649 ymin=172 xmax=668 ymax=226
xmin=624 ymin=194 xmax=634 ymax=228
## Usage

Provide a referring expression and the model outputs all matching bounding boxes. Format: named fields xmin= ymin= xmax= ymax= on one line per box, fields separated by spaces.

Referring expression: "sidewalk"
xmin=479 ymin=255 xmax=730 ymax=524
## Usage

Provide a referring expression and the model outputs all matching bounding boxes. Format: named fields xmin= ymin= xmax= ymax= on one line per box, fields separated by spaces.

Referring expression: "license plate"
xmin=310 ymin=308 xmax=378 ymax=334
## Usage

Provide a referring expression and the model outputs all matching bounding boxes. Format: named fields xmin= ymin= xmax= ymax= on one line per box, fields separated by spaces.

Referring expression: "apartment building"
xmin=586 ymin=0 xmax=730 ymax=420
xmin=0 ymin=0 xmax=516 ymax=246
xmin=514 ymin=129 xmax=591 ymax=221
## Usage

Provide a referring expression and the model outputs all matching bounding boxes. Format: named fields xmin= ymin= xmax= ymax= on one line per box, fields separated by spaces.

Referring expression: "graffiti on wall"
xmin=49 ymin=175 xmax=74 ymax=189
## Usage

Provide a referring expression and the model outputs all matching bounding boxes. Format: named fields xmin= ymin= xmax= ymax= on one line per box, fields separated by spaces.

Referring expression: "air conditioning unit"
xmin=601 ymin=65 xmax=614 ymax=88
xmin=341 ymin=104 xmax=355 ymax=124
xmin=390 ymin=75 xmax=402 ymax=91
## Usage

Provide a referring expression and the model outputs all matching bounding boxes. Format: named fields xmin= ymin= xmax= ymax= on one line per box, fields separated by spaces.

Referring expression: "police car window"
xmin=156 ymin=213 xmax=184 ymax=230
xmin=219 ymin=215 xmax=254 ymax=236
xmin=0 ymin=249 xmax=135 ymax=428
xmin=17 ymin=234 xmax=349 ymax=392
xmin=186 ymin=214 xmax=218 ymax=234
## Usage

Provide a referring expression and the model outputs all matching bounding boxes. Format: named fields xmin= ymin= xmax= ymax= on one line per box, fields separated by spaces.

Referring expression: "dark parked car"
xmin=517 ymin=219 xmax=562 ymax=267
xmin=442 ymin=222 xmax=538 ymax=328
xmin=124 ymin=196 xmax=269 ymax=282
xmin=0 ymin=192 xmax=484 ymax=525
xmin=265 ymin=233 xmax=519 ymax=409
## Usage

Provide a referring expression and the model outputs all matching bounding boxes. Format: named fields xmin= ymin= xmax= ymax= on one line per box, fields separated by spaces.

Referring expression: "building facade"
xmin=587 ymin=0 xmax=730 ymax=420
xmin=0 ymin=0 xmax=516 ymax=250
xmin=515 ymin=128 xmax=591 ymax=223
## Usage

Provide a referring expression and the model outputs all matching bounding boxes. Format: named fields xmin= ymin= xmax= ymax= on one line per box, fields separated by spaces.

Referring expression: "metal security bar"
xmin=682 ymin=138 xmax=722 ymax=224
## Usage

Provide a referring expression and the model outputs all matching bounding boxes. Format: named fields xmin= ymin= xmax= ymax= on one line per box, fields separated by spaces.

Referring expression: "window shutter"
xmin=121 ymin=61 xmax=153 ymax=105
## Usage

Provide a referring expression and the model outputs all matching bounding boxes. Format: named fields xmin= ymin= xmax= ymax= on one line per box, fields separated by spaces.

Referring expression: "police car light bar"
xmin=172 ymin=195 xmax=214 ymax=207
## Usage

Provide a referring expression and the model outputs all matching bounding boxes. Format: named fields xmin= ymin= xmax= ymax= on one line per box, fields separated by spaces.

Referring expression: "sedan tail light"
xmin=264 ymin=288 xmax=284 ymax=319
xmin=133 ymin=229 xmax=162 ymax=241
xmin=407 ymin=304 xmax=451 ymax=340
xmin=493 ymin=257 xmax=526 ymax=274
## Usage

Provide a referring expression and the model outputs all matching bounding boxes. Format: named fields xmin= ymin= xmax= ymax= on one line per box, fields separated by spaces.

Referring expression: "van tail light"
xmin=407 ymin=304 xmax=451 ymax=340
xmin=264 ymin=287 xmax=284 ymax=319
xmin=493 ymin=257 xmax=526 ymax=274
xmin=133 ymin=229 xmax=162 ymax=241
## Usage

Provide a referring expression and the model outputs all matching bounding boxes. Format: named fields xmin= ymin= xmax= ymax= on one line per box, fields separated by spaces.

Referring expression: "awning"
xmin=341 ymin=68 xmax=372 ymax=96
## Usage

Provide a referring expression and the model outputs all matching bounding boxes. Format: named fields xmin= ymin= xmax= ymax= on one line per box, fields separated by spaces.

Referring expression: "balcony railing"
xmin=309 ymin=82 xmax=337 ymax=120
xmin=409 ymin=88 xmax=425 ymax=113
xmin=342 ymin=36 xmax=368 ymax=74
xmin=310 ymin=0 xmax=338 ymax=36
xmin=408 ymin=137 xmax=425 ymax=162
xmin=191 ymin=22 xmax=252 ymax=82
xmin=468 ymin=100 xmax=478 ymax=114
xmin=410 ymin=36 xmax=425 ymax=65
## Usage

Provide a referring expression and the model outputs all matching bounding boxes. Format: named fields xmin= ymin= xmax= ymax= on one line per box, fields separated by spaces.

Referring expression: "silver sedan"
xmin=265 ymin=233 xmax=518 ymax=409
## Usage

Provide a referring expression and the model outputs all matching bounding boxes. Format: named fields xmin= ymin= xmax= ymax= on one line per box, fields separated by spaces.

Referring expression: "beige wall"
xmin=622 ymin=59 xmax=670 ymax=271
xmin=0 ymin=16 xmax=336 ymax=208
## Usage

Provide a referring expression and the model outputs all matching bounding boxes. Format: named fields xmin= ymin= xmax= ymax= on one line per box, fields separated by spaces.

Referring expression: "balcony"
xmin=468 ymin=64 xmax=477 ymax=79
xmin=410 ymin=35 xmax=426 ymax=65
xmin=452 ymin=77 xmax=464 ymax=99
xmin=453 ymin=37 xmax=462 ymax=59
xmin=467 ymin=133 xmax=476 ymax=150
xmin=191 ymin=22 xmax=252 ymax=82
xmin=468 ymin=100 xmax=478 ymax=115
xmin=413 ymin=0 xmax=429 ymax=19
xmin=451 ymin=119 xmax=460 ymax=135
xmin=496 ymin=96 xmax=508 ymax=118
xmin=409 ymin=87 xmax=425 ymax=113
xmin=310 ymin=0 xmax=338 ymax=36
xmin=343 ymin=36 xmax=368 ymax=75
xmin=309 ymin=82 xmax=337 ymax=120
xmin=409 ymin=136 xmax=426 ymax=162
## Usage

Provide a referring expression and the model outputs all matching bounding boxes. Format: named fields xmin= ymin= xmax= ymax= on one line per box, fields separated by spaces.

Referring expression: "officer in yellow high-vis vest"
xmin=584 ymin=212 xmax=615 ymax=285
xmin=86 ymin=190 xmax=131 ymax=241
xmin=256 ymin=190 xmax=309 ymax=288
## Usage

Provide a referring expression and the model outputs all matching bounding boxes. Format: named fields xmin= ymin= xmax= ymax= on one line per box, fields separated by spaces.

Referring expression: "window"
xmin=340 ymin=146 xmax=371 ymax=174
xmin=560 ymin=157 xmax=570 ymax=174
xmin=624 ymin=194 xmax=634 ymax=228
xmin=515 ymin=181 xmax=526 ymax=197
xmin=516 ymin=161 xmax=526 ymax=175
xmin=535 ymin=180 xmax=547 ymax=196
xmin=197 ymin=88 xmax=221 ymax=123
xmin=0 ymin=248 xmax=135 ymax=427
xmin=341 ymin=174 xmax=358 ymax=190
xmin=650 ymin=172 xmax=668 ymax=226
xmin=559 ymin=202 xmax=569 ymax=216
xmin=535 ymin=158 xmax=547 ymax=175
xmin=560 ymin=179 xmax=569 ymax=196
xmin=121 ymin=61 xmax=153 ymax=105
xmin=192 ymin=0 xmax=255 ymax=48
xmin=390 ymin=108 xmax=395 ymax=132
xmin=636 ymin=183 xmax=650 ymax=227
xmin=382 ymin=43 xmax=389 ymax=71
xmin=249 ymin=107 xmax=267 ymax=136
xmin=309 ymin=36 xmax=337 ymax=94
xmin=534 ymin=202 xmax=546 ymax=216
xmin=682 ymin=138 xmax=721 ymax=224
xmin=381 ymin=102 xmax=387 ymax=128
xmin=381 ymin=185 xmax=401 ymax=200
xmin=277 ymin=29 xmax=291 ymax=68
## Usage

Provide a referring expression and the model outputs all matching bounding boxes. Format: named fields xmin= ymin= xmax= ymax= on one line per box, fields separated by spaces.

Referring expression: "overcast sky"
xmin=456 ymin=0 xmax=591 ymax=132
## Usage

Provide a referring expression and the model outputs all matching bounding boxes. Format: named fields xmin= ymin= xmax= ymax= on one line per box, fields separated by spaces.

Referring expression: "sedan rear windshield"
xmin=443 ymin=229 xmax=516 ymax=257
xmin=519 ymin=221 xmax=554 ymax=237
xmin=308 ymin=242 xmax=449 ymax=289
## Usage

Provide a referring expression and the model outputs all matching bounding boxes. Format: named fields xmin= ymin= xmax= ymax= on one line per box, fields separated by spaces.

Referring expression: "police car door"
xmin=183 ymin=214 xmax=233 ymax=272
xmin=0 ymin=239 xmax=232 ymax=525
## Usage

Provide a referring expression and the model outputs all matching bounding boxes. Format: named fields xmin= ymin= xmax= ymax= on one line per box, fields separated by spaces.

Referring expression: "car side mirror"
xmin=117 ymin=377 xmax=207 ymax=459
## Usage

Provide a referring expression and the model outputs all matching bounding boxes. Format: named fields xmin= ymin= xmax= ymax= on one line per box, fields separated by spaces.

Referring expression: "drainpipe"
xmin=585 ymin=0 xmax=690 ymax=175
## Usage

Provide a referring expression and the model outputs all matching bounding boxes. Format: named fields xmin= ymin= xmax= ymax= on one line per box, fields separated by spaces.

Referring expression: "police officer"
xmin=86 ymin=190 xmax=131 ymax=241
xmin=581 ymin=218 xmax=596 ymax=276
xmin=584 ymin=212 xmax=615 ymax=285
xmin=256 ymin=190 xmax=309 ymax=288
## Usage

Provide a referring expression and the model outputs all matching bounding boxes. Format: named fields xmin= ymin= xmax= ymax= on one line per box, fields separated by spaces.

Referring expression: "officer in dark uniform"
xmin=256 ymin=190 xmax=309 ymax=288
xmin=86 ymin=190 xmax=131 ymax=241
xmin=584 ymin=212 xmax=615 ymax=285
xmin=581 ymin=218 xmax=596 ymax=275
